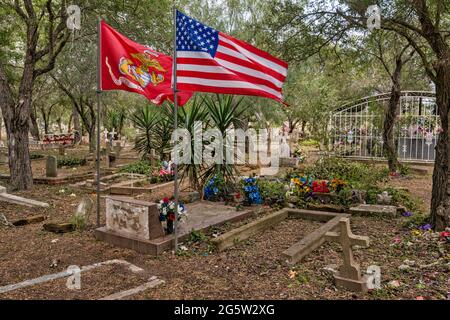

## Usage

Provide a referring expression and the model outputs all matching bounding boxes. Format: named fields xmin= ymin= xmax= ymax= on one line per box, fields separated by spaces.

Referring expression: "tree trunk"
xmin=88 ymin=126 xmax=96 ymax=152
xmin=29 ymin=109 xmax=40 ymax=141
xmin=383 ymin=63 xmax=402 ymax=173
xmin=431 ymin=64 xmax=450 ymax=230
xmin=72 ymin=104 xmax=81 ymax=132
xmin=7 ymin=123 xmax=33 ymax=190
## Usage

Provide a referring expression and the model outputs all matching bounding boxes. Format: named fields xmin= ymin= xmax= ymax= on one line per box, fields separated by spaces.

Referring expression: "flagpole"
xmin=172 ymin=6 xmax=179 ymax=252
xmin=96 ymin=17 xmax=102 ymax=228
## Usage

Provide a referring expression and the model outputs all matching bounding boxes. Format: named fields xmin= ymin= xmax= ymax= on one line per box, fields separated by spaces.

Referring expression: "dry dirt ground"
xmin=0 ymin=151 xmax=448 ymax=300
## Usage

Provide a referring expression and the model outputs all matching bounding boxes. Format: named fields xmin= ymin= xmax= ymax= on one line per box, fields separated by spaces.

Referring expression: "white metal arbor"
xmin=330 ymin=91 xmax=438 ymax=162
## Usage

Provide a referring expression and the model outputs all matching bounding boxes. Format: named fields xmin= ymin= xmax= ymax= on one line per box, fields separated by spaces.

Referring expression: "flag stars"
xmin=176 ymin=11 xmax=219 ymax=55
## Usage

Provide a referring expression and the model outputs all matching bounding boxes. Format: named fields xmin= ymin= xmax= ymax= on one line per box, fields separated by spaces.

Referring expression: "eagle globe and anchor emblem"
xmin=106 ymin=49 xmax=166 ymax=90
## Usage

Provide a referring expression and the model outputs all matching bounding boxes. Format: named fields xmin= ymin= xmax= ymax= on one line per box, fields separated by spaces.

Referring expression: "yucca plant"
xmin=202 ymin=94 xmax=248 ymax=195
xmin=130 ymin=105 xmax=160 ymax=159
xmin=177 ymin=96 xmax=210 ymax=191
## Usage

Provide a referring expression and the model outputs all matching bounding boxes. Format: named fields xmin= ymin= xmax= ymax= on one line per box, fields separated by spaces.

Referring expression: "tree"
xmin=0 ymin=0 xmax=69 ymax=190
xmin=269 ymin=0 xmax=450 ymax=229
xmin=363 ymin=32 xmax=416 ymax=172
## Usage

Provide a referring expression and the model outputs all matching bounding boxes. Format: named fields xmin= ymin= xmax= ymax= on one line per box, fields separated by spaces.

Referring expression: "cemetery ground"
xmin=0 ymin=145 xmax=448 ymax=300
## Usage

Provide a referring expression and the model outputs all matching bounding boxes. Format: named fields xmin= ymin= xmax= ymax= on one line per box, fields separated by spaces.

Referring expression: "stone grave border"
xmin=109 ymin=178 xmax=175 ymax=196
xmin=95 ymin=203 xmax=256 ymax=256
xmin=211 ymin=208 xmax=349 ymax=265
xmin=0 ymin=169 xmax=116 ymax=185
xmin=0 ymin=259 xmax=164 ymax=300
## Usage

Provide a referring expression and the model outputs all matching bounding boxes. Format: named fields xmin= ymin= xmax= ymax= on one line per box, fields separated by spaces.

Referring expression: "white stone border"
xmin=0 ymin=259 xmax=144 ymax=294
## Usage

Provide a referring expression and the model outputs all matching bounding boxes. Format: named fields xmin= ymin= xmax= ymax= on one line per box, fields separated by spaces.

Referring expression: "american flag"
xmin=175 ymin=10 xmax=288 ymax=103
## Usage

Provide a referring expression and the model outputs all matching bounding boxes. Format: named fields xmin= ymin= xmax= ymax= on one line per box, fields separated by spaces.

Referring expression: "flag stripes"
xmin=175 ymin=10 xmax=288 ymax=103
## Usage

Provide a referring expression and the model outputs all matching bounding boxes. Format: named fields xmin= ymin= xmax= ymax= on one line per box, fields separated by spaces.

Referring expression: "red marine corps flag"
xmin=100 ymin=20 xmax=192 ymax=105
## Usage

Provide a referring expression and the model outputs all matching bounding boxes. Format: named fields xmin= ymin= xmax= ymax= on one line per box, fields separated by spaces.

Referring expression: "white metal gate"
xmin=330 ymin=91 xmax=438 ymax=162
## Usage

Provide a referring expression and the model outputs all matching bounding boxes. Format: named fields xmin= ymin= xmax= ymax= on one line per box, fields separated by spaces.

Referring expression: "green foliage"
xmin=189 ymin=230 xmax=208 ymax=243
xmin=30 ymin=153 xmax=44 ymax=160
xmin=257 ymin=180 xmax=286 ymax=207
xmin=119 ymin=160 xmax=152 ymax=176
xmin=305 ymin=157 xmax=388 ymax=188
xmin=402 ymin=213 xmax=430 ymax=229
xmin=202 ymin=95 xmax=248 ymax=191
xmin=57 ymin=157 xmax=86 ymax=167
xmin=299 ymin=139 xmax=320 ymax=148
xmin=130 ymin=105 xmax=161 ymax=159
xmin=365 ymin=186 xmax=423 ymax=213
xmin=70 ymin=213 xmax=88 ymax=231
xmin=177 ymin=96 xmax=209 ymax=191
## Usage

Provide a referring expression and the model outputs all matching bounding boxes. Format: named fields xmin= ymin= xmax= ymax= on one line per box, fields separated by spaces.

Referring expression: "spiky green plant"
xmin=130 ymin=105 xmax=160 ymax=159
xmin=177 ymin=96 xmax=209 ymax=191
xmin=202 ymin=94 xmax=248 ymax=194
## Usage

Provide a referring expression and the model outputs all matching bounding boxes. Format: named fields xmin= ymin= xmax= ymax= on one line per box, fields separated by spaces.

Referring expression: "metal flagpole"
xmin=96 ymin=17 xmax=102 ymax=227
xmin=172 ymin=6 xmax=179 ymax=252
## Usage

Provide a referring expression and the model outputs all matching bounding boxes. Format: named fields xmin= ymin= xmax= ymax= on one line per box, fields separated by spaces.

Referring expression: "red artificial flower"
xmin=235 ymin=193 xmax=241 ymax=199
xmin=163 ymin=197 xmax=169 ymax=203
xmin=440 ymin=231 xmax=450 ymax=242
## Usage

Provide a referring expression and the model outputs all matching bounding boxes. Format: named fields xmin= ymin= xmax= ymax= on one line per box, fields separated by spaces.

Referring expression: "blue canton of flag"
xmin=176 ymin=10 xmax=219 ymax=57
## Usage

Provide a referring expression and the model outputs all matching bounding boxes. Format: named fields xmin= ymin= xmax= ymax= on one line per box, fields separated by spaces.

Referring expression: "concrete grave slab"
xmin=349 ymin=204 xmax=397 ymax=218
xmin=96 ymin=201 xmax=255 ymax=255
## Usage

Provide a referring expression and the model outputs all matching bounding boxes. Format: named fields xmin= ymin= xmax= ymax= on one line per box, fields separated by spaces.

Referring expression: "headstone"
xmin=74 ymin=196 xmax=94 ymax=221
xmin=105 ymin=196 xmax=164 ymax=240
xmin=46 ymin=156 xmax=57 ymax=177
xmin=279 ymin=157 xmax=299 ymax=167
xmin=325 ymin=218 xmax=370 ymax=293
xmin=113 ymin=141 xmax=122 ymax=158
xmin=58 ymin=145 xmax=66 ymax=156
xmin=349 ymin=204 xmax=397 ymax=218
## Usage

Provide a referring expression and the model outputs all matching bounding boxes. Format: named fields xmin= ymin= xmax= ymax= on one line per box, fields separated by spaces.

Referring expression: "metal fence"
xmin=330 ymin=91 xmax=438 ymax=163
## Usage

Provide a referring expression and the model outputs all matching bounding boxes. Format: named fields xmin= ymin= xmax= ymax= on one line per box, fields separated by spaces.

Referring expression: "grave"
xmin=46 ymin=155 xmax=58 ymax=178
xmin=349 ymin=204 xmax=397 ymax=218
xmin=73 ymin=172 xmax=146 ymax=193
xmin=0 ymin=185 xmax=49 ymax=208
xmin=104 ymin=196 xmax=165 ymax=240
xmin=0 ymin=259 xmax=164 ymax=299
xmin=109 ymin=178 xmax=175 ymax=196
xmin=279 ymin=157 xmax=299 ymax=168
xmin=96 ymin=200 xmax=255 ymax=255
xmin=211 ymin=208 xmax=349 ymax=266
xmin=325 ymin=218 xmax=370 ymax=293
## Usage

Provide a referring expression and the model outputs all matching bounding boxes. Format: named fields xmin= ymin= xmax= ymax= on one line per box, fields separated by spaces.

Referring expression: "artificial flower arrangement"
xmin=157 ymin=197 xmax=187 ymax=234
xmin=204 ymin=175 xmax=225 ymax=201
xmin=158 ymin=160 xmax=175 ymax=181
xmin=287 ymin=176 xmax=313 ymax=200
xmin=293 ymin=148 xmax=306 ymax=162
xmin=241 ymin=177 xmax=262 ymax=205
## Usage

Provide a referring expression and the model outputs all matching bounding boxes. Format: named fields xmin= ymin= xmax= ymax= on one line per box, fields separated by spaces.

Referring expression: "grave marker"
xmin=104 ymin=196 xmax=164 ymax=240
xmin=46 ymin=155 xmax=57 ymax=177
xmin=325 ymin=218 xmax=370 ymax=293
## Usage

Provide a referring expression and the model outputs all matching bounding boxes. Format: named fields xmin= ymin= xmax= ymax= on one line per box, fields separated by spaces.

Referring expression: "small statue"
xmin=377 ymin=191 xmax=392 ymax=205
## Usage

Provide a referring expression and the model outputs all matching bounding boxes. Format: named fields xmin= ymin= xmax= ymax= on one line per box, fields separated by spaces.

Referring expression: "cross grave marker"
xmin=325 ymin=217 xmax=370 ymax=293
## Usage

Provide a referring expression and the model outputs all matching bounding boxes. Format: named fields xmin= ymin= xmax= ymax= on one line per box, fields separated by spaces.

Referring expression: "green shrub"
xmin=57 ymin=157 xmax=86 ymax=167
xmin=70 ymin=213 xmax=88 ymax=231
xmin=299 ymin=139 xmax=320 ymax=148
xmin=119 ymin=160 xmax=152 ymax=175
xmin=365 ymin=186 xmax=423 ymax=213
xmin=30 ymin=153 xmax=44 ymax=160
xmin=257 ymin=180 xmax=286 ymax=207
xmin=305 ymin=157 xmax=388 ymax=188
